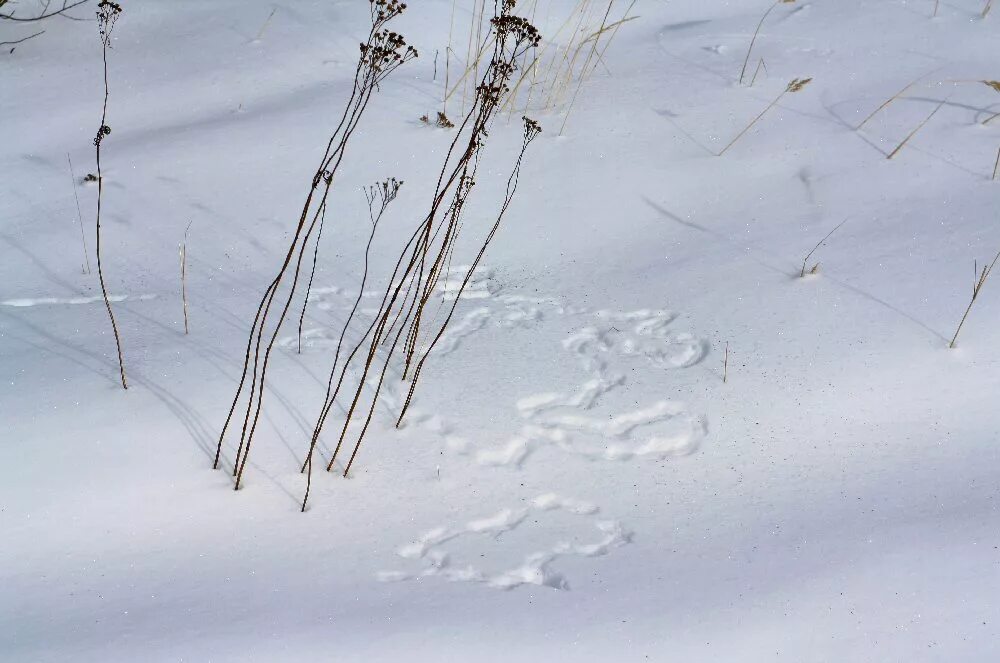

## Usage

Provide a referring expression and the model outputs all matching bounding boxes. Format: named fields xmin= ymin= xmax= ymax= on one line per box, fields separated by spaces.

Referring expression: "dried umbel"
xmin=97 ymin=0 xmax=122 ymax=46
xmin=362 ymin=29 xmax=417 ymax=76
xmin=522 ymin=115 xmax=542 ymax=142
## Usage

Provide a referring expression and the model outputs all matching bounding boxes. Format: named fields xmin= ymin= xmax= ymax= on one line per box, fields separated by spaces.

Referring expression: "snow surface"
xmin=3 ymin=0 xmax=1000 ymax=660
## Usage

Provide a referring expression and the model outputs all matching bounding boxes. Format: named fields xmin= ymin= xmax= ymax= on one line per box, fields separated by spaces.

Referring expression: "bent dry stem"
xmin=213 ymin=0 xmax=416 ymax=492
xmin=308 ymin=4 xmax=543 ymax=495
xmin=94 ymin=0 xmax=127 ymax=389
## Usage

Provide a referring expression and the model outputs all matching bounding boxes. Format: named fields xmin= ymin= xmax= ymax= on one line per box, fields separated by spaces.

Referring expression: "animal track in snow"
xmin=377 ymin=493 xmax=629 ymax=590
xmin=475 ymin=308 xmax=707 ymax=468
xmin=1 ymin=293 xmax=157 ymax=308
xmin=280 ymin=271 xmax=709 ymax=472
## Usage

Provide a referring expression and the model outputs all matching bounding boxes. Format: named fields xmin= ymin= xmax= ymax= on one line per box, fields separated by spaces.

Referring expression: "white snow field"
xmin=3 ymin=0 xmax=1000 ymax=660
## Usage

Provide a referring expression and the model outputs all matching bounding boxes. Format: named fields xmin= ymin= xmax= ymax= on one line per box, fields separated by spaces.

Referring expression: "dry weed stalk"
xmin=949 ymin=251 xmax=1000 ymax=348
xmin=297 ymin=200 xmax=327 ymax=353
xmin=214 ymin=0 xmax=416 ymax=491
xmin=749 ymin=58 xmax=766 ymax=87
xmin=800 ymin=217 xmax=848 ymax=277
xmin=66 ymin=154 xmax=91 ymax=275
xmin=719 ymin=77 xmax=811 ymax=156
xmin=993 ymin=145 xmax=1000 ymax=180
xmin=723 ymin=342 xmax=729 ymax=383
xmin=886 ymin=96 xmax=948 ymax=160
xmin=739 ymin=0 xmax=795 ymax=86
xmin=180 ymin=221 xmax=192 ymax=334
xmin=985 ymin=0 xmax=994 ymax=17
xmin=94 ymin=0 xmax=127 ymax=390
xmin=253 ymin=7 xmax=276 ymax=42
xmin=302 ymin=1 xmax=542 ymax=495
xmin=300 ymin=177 xmax=403 ymax=512
xmin=856 ymin=74 xmax=926 ymax=130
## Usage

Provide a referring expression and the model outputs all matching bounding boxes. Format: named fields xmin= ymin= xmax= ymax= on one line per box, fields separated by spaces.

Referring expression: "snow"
xmin=3 ymin=0 xmax=1000 ymax=660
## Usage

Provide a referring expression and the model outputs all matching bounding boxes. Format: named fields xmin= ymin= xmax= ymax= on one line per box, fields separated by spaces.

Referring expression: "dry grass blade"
xmin=950 ymin=250 xmax=1000 ymax=348
xmin=723 ymin=342 xmax=729 ymax=383
xmin=800 ymin=217 xmax=849 ymax=277
xmin=739 ymin=0 xmax=795 ymax=86
xmin=180 ymin=221 xmax=193 ymax=334
xmin=993 ymin=145 xmax=1000 ymax=180
xmin=719 ymin=77 xmax=811 ymax=156
xmin=857 ymin=74 xmax=927 ymax=130
xmin=749 ymin=57 xmax=767 ymax=87
xmin=886 ymin=96 xmax=947 ymax=160
xmin=66 ymin=153 xmax=91 ymax=274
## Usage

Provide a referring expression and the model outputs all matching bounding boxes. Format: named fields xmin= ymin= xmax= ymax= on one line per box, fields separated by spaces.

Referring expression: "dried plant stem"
xmin=800 ymin=217 xmax=849 ymax=277
xmin=985 ymin=0 xmax=994 ymax=17
xmin=856 ymin=74 xmax=925 ymax=130
xmin=300 ymin=180 xmax=401 ymax=510
xmin=557 ymin=0 xmax=637 ymax=136
xmin=949 ymin=251 xmax=1000 ymax=348
xmin=993 ymin=145 xmax=1000 ymax=180
xmin=739 ymin=0 xmax=783 ymax=85
xmin=180 ymin=221 xmax=192 ymax=334
xmin=723 ymin=342 xmax=729 ymax=383
xmin=1 ymin=29 xmax=44 ymax=48
xmin=749 ymin=58 xmax=766 ymax=87
xmin=95 ymin=1 xmax=126 ymax=390
xmin=934 ymin=0 xmax=939 ymax=16
xmin=886 ymin=97 xmax=947 ymax=160
xmin=719 ymin=94 xmax=783 ymax=155
xmin=311 ymin=7 xmax=542 ymax=481
xmin=254 ymin=7 xmax=276 ymax=42
xmin=213 ymin=2 xmax=416 ymax=491
xmin=719 ymin=79 xmax=809 ymax=156
xmin=297 ymin=200 xmax=327 ymax=353
xmin=66 ymin=154 xmax=91 ymax=274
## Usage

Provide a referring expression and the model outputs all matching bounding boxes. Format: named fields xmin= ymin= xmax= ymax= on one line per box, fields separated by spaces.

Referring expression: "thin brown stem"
xmin=181 ymin=221 xmax=192 ymax=334
xmin=800 ymin=217 xmax=849 ymax=277
xmin=94 ymin=1 xmax=126 ymax=390
xmin=886 ymin=97 xmax=948 ymax=160
xmin=950 ymin=251 xmax=1000 ymax=348
xmin=66 ymin=154 xmax=91 ymax=274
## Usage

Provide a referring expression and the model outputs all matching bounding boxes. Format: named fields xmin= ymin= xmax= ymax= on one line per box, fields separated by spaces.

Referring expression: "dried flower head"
xmin=522 ymin=116 xmax=542 ymax=143
xmin=97 ymin=0 xmax=122 ymax=45
xmin=436 ymin=111 xmax=455 ymax=129
xmin=786 ymin=77 xmax=812 ymax=93
xmin=93 ymin=124 xmax=112 ymax=147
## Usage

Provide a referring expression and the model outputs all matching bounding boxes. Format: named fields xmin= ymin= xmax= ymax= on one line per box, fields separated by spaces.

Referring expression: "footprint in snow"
xmin=377 ymin=493 xmax=630 ymax=591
